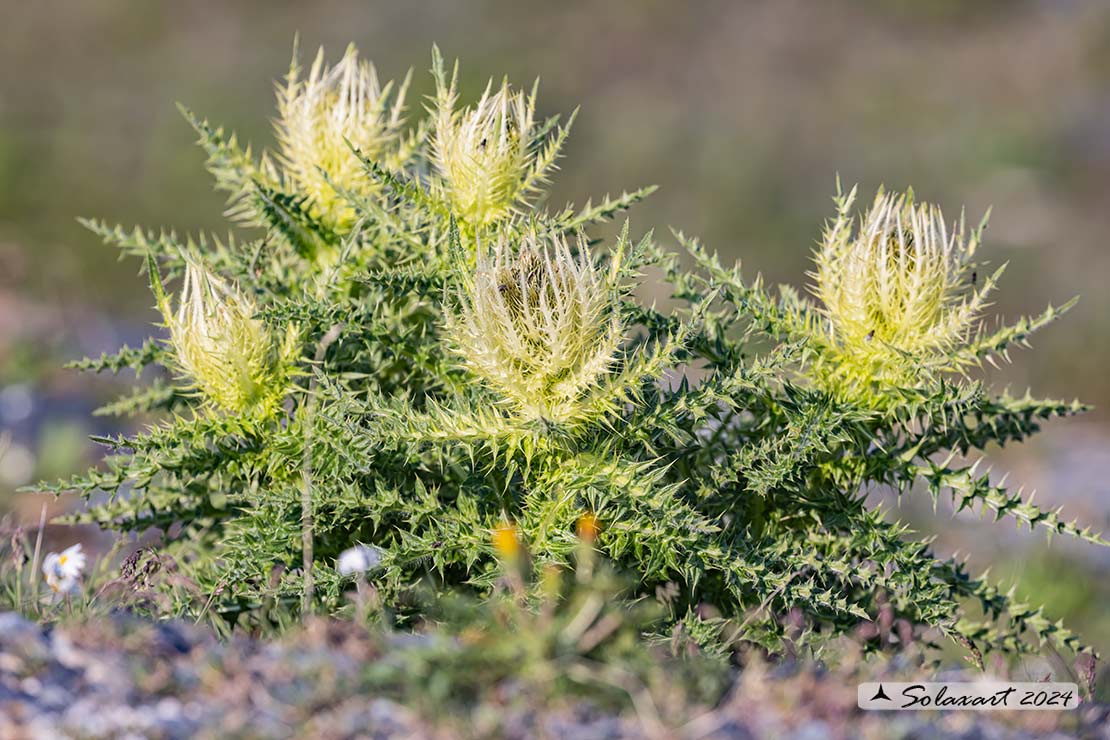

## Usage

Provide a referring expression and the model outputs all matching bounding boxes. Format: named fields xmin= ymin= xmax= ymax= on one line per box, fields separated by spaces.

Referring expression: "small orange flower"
xmin=492 ymin=522 xmax=521 ymax=560
xmin=576 ymin=513 xmax=600 ymax=543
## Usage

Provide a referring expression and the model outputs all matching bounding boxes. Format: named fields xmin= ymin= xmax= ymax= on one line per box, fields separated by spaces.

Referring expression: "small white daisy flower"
xmin=42 ymin=543 xmax=86 ymax=595
xmin=337 ymin=544 xmax=383 ymax=576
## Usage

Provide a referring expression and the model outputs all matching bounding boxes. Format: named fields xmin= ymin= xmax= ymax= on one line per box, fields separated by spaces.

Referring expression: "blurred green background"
xmin=1 ymin=0 xmax=1107 ymax=653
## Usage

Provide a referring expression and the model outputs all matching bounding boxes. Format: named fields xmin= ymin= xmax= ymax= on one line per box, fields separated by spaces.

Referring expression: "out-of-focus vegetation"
xmin=1 ymin=0 xmax=1107 ymax=658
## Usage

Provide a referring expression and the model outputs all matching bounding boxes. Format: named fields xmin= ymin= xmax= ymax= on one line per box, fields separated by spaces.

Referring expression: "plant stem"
xmin=29 ymin=503 xmax=48 ymax=601
xmin=301 ymin=324 xmax=343 ymax=614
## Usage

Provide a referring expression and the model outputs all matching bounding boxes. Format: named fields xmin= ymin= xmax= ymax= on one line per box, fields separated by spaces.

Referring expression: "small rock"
xmin=0 ymin=612 xmax=49 ymax=662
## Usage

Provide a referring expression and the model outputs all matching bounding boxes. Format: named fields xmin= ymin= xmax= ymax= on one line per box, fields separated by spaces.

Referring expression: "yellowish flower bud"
xmin=811 ymin=186 xmax=993 ymax=397
xmin=492 ymin=522 xmax=522 ymax=561
xmin=576 ymin=512 xmax=600 ymax=543
xmin=450 ymin=233 xmax=622 ymax=423
xmin=432 ymin=69 xmax=544 ymax=228
xmin=159 ymin=258 xmax=296 ymax=416
xmin=275 ymin=44 xmax=409 ymax=227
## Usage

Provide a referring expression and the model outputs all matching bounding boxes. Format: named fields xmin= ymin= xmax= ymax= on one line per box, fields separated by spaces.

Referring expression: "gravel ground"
xmin=2 ymin=611 xmax=1108 ymax=739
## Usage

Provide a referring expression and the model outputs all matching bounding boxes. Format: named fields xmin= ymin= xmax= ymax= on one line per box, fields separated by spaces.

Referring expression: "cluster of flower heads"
xmin=162 ymin=45 xmax=579 ymax=417
xmin=165 ymin=43 xmax=1003 ymax=430
xmin=809 ymin=185 xmax=994 ymax=400
xmin=268 ymin=43 xmax=563 ymax=233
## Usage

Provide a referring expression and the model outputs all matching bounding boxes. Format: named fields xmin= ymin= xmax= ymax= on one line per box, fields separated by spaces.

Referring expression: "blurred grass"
xmin=1000 ymin=551 xmax=1110 ymax=661
xmin=1 ymin=0 xmax=1108 ymax=653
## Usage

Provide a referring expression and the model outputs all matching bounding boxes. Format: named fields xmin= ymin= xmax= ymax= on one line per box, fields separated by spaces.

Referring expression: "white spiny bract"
xmin=276 ymin=43 xmax=410 ymax=227
xmin=49 ymin=42 xmax=1105 ymax=667
xmin=451 ymin=233 xmax=621 ymax=424
xmin=158 ymin=257 xmax=296 ymax=416
xmin=810 ymin=186 xmax=994 ymax=399
xmin=432 ymin=53 xmax=562 ymax=229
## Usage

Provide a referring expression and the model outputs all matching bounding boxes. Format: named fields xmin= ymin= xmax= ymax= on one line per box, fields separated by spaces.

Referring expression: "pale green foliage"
xmin=810 ymin=185 xmax=994 ymax=400
xmin=37 ymin=44 xmax=1105 ymax=667
xmin=449 ymin=231 xmax=622 ymax=423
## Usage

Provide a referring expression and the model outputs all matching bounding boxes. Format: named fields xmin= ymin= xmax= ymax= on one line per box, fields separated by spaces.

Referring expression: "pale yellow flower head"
xmin=275 ymin=43 xmax=409 ymax=227
xmin=159 ymin=258 xmax=296 ymax=416
xmin=811 ymin=185 xmax=993 ymax=397
xmin=451 ymin=232 xmax=622 ymax=423
xmin=432 ymin=62 xmax=552 ymax=229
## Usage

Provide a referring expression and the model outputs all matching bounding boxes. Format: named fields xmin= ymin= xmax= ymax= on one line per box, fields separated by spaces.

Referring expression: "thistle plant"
xmin=38 ymin=43 xmax=1106 ymax=670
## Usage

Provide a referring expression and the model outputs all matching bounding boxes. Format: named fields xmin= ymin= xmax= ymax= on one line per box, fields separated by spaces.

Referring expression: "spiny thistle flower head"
xmin=450 ymin=231 xmax=622 ymax=424
xmin=811 ymin=185 xmax=995 ymax=396
xmin=432 ymin=52 xmax=560 ymax=229
xmin=275 ymin=43 xmax=409 ymax=227
xmin=157 ymin=257 xmax=297 ymax=416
